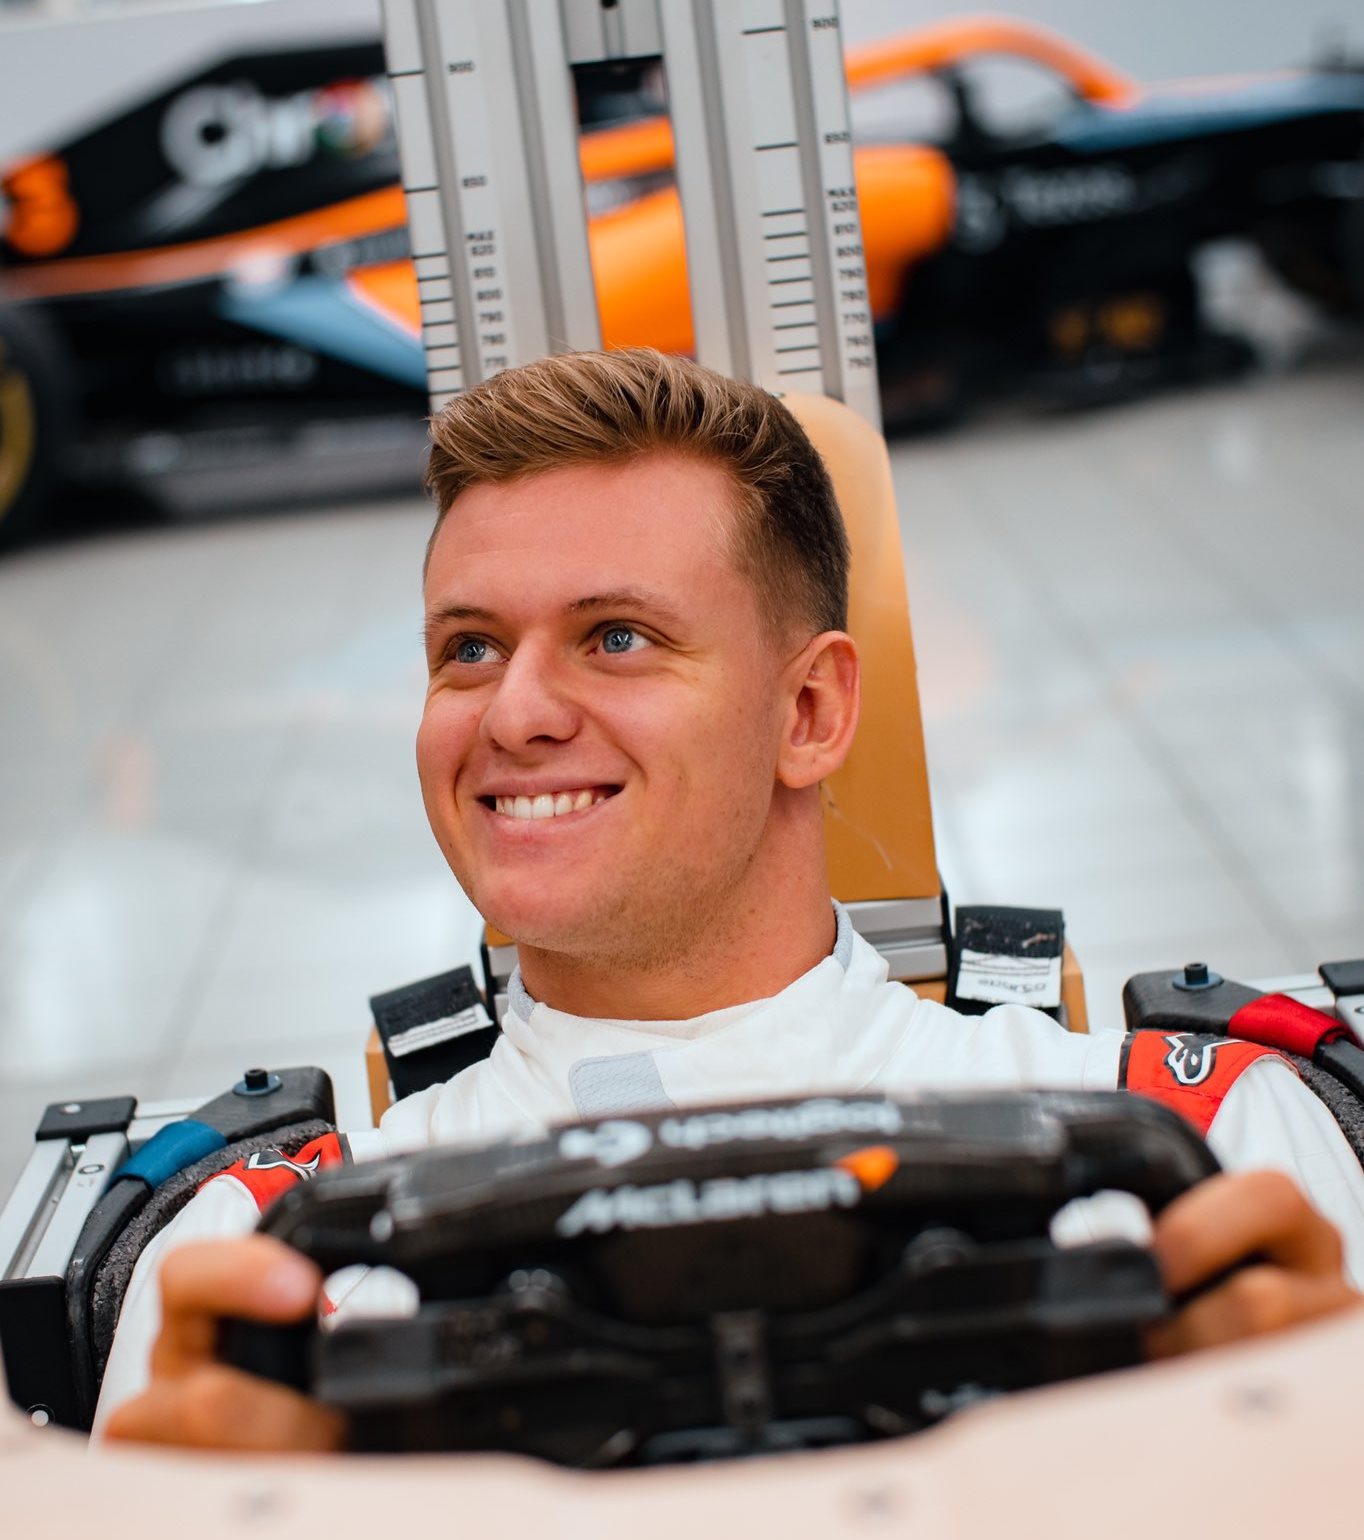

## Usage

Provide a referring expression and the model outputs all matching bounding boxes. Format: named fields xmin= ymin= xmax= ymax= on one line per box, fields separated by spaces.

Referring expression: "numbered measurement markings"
xmin=693 ymin=0 xmax=880 ymax=426
xmin=380 ymin=0 xmax=879 ymax=428
xmin=382 ymin=0 xmax=546 ymax=402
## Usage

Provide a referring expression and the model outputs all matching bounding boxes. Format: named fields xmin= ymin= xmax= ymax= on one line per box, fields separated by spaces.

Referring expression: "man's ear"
xmin=776 ymin=631 xmax=861 ymax=791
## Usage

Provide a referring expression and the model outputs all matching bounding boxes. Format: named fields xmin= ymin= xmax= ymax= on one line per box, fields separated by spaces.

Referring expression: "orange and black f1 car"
xmin=4 ymin=17 xmax=1364 ymax=543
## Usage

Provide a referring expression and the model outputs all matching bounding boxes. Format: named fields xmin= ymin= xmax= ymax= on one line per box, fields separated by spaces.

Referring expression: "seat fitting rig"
xmin=7 ymin=950 xmax=1364 ymax=1433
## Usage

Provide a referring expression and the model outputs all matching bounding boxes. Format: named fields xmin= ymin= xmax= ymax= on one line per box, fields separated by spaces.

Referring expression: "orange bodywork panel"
xmin=346 ymin=257 xmax=423 ymax=336
xmin=591 ymin=187 xmax=694 ymax=355
xmin=850 ymin=144 xmax=954 ymax=320
xmin=1 ymin=186 xmax=411 ymax=301
xmin=590 ymin=142 xmax=954 ymax=351
xmin=1 ymin=155 xmax=79 ymax=258
xmin=579 ymin=115 xmax=675 ymax=184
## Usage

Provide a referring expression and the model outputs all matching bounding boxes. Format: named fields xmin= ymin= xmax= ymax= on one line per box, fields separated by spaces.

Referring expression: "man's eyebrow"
xmin=423 ymin=603 xmax=496 ymax=650
xmin=567 ymin=590 xmax=686 ymax=628
xmin=422 ymin=590 xmax=687 ymax=650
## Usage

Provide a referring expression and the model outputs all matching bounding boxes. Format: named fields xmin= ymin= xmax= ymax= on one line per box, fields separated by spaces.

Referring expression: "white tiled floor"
xmin=904 ymin=348 xmax=1364 ymax=1040
xmin=1 ymin=352 xmax=1362 ymax=1193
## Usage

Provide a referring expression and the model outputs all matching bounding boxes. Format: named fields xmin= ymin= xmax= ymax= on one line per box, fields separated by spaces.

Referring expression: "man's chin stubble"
xmin=486 ymin=862 xmax=757 ymax=983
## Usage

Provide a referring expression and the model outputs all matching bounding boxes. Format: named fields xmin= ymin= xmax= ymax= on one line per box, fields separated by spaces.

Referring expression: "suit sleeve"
xmin=1206 ymin=1056 xmax=1364 ymax=1291
xmin=91 ymin=1131 xmax=346 ymax=1435
xmin=90 ymin=1174 xmax=263 ymax=1435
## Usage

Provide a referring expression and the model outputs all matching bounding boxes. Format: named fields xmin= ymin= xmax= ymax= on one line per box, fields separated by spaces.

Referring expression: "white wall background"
xmin=0 ymin=0 xmax=384 ymax=161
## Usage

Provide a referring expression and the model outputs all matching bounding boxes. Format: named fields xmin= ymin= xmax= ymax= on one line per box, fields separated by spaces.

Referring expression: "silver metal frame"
xmin=380 ymin=0 xmax=880 ymax=427
xmin=843 ymin=897 xmax=949 ymax=982
xmin=383 ymin=0 xmax=605 ymax=408
xmin=0 ymin=1098 xmax=202 ymax=1290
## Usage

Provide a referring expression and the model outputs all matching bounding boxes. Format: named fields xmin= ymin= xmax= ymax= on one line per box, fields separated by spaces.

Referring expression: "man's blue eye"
xmin=454 ymin=638 xmax=489 ymax=664
xmin=601 ymin=626 xmax=642 ymax=654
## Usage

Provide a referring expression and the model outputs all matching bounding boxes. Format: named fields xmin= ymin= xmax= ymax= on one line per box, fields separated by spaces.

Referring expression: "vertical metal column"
xmin=381 ymin=0 xmax=599 ymax=407
xmin=661 ymin=0 xmax=880 ymax=427
xmin=786 ymin=0 xmax=881 ymax=427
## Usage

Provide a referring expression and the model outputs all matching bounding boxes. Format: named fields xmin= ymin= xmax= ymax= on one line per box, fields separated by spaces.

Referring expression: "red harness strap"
xmin=1228 ymin=993 xmax=1346 ymax=1058
xmin=1120 ymin=1030 xmax=1296 ymax=1136
xmin=200 ymin=1131 xmax=344 ymax=1213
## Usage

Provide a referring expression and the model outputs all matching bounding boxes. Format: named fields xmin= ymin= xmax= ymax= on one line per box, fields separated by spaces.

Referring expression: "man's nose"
xmin=479 ymin=645 xmax=580 ymax=752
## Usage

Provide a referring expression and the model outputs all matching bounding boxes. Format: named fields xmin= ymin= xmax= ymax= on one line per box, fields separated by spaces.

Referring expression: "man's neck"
xmin=515 ymin=883 xmax=840 ymax=1021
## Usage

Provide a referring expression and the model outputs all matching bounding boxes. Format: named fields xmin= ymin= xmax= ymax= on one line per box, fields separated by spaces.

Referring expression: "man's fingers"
xmin=151 ymin=1236 xmax=323 ymax=1377
xmin=1151 ymin=1169 xmax=1343 ymax=1298
xmin=1146 ymin=1169 xmax=1360 ymax=1359
xmin=1146 ymin=1263 xmax=1355 ymax=1359
xmin=104 ymin=1365 xmax=347 ymax=1453
xmin=115 ymin=1237 xmax=346 ymax=1453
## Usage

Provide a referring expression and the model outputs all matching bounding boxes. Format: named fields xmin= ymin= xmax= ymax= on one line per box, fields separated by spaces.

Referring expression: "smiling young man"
xmin=99 ymin=349 xmax=1364 ymax=1451
xmin=415 ymin=459 xmax=854 ymax=1025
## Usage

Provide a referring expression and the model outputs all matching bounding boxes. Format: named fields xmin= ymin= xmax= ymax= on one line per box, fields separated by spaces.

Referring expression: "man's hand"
xmin=103 ymin=1235 xmax=347 ymax=1452
xmin=1147 ymin=1169 xmax=1361 ymax=1358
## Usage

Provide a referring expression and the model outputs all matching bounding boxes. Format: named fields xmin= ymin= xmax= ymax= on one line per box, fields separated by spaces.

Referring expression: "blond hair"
xmin=424 ymin=349 xmax=849 ymax=636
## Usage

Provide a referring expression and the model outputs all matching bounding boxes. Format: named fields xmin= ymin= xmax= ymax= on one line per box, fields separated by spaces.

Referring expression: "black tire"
xmin=0 ymin=302 xmax=71 ymax=551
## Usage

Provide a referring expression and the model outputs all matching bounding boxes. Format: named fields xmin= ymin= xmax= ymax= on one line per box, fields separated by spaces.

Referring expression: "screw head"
xmin=61 ymin=1103 xmax=82 ymax=1115
xmin=233 ymin=1068 xmax=282 ymax=1097
xmin=1173 ymin=962 xmax=1223 ymax=993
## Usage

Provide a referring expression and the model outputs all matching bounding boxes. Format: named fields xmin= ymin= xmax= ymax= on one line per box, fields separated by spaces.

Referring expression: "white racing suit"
xmin=95 ymin=911 xmax=1364 ymax=1429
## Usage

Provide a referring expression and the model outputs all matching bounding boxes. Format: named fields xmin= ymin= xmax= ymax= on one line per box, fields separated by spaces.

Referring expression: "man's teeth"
xmin=495 ymin=789 xmax=604 ymax=820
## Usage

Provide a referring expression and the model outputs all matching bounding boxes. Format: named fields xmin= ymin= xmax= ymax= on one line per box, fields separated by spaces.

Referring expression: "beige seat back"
xmin=783 ymin=393 xmax=939 ymax=905
xmin=786 ymin=394 xmax=1084 ymax=1026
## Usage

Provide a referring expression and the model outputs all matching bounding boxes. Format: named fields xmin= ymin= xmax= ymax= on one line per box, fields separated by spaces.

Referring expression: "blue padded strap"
xmin=116 ymin=1120 xmax=228 ymax=1189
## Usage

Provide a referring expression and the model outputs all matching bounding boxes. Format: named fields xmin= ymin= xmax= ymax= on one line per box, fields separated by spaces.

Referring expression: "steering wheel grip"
xmin=1054 ymin=1093 xmax=1220 ymax=1213
xmin=218 ymin=1316 xmax=315 ymax=1394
